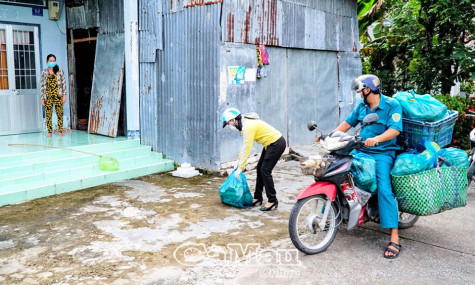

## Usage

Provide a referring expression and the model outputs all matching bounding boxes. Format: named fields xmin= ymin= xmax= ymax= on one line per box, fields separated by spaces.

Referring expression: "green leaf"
xmin=357 ymin=0 xmax=377 ymax=18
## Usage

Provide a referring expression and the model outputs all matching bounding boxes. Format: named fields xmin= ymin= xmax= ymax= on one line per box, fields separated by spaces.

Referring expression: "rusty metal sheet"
xmin=221 ymin=0 xmax=358 ymax=51
xmin=222 ymin=0 xmax=282 ymax=46
xmin=88 ymin=33 xmax=125 ymax=137
xmin=163 ymin=0 xmax=222 ymax=14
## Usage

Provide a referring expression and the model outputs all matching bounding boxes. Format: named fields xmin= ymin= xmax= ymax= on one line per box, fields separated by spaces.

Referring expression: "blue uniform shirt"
xmin=346 ymin=94 xmax=403 ymax=153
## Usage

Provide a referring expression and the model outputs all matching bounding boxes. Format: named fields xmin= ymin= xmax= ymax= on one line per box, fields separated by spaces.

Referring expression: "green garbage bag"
xmin=393 ymin=90 xmax=447 ymax=122
xmin=391 ymin=141 xmax=439 ymax=176
xmin=350 ymin=151 xmax=377 ymax=193
xmin=438 ymin=148 xmax=469 ymax=168
xmin=219 ymin=170 xmax=253 ymax=208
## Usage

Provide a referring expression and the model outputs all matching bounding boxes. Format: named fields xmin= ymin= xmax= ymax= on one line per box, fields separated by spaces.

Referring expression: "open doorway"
xmin=70 ymin=28 xmax=97 ymax=131
xmin=67 ymin=27 xmax=126 ymax=136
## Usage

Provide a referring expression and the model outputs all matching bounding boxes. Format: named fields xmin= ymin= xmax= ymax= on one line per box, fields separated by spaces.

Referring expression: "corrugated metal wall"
xmin=221 ymin=0 xmax=359 ymax=51
xmin=139 ymin=0 xmax=361 ymax=169
xmin=338 ymin=51 xmax=363 ymax=122
xmin=67 ymin=0 xmax=100 ymax=29
xmin=218 ymin=45 xmax=342 ymax=163
xmin=140 ymin=1 xmax=221 ymax=169
xmin=98 ymin=0 xmax=124 ymax=34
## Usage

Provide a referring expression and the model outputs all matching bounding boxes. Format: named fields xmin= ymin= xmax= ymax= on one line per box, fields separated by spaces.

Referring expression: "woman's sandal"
xmin=251 ymin=199 xmax=263 ymax=206
xmin=384 ymin=242 xmax=402 ymax=259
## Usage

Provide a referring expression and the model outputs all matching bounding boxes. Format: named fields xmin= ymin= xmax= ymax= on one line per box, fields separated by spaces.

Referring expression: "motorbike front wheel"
xmin=288 ymin=195 xmax=339 ymax=255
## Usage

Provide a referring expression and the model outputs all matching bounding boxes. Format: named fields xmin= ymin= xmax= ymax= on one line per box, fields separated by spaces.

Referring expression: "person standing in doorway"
xmin=222 ymin=108 xmax=286 ymax=211
xmin=40 ymin=54 xmax=67 ymax=138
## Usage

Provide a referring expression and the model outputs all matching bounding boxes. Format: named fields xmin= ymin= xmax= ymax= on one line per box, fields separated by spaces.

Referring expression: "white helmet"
xmin=222 ymin=108 xmax=241 ymax=128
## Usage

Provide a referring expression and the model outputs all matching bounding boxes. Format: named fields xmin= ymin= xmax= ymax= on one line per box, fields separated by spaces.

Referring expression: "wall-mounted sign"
xmin=228 ymin=66 xmax=246 ymax=84
xmin=32 ymin=7 xmax=43 ymax=16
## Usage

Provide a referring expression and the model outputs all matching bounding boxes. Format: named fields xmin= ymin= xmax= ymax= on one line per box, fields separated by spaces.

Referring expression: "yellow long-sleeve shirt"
xmin=238 ymin=118 xmax=282 ymax=171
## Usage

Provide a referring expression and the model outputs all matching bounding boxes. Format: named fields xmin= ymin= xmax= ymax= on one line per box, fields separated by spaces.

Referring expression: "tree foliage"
xmin=359 ymin=0 xmax=475 ymax=95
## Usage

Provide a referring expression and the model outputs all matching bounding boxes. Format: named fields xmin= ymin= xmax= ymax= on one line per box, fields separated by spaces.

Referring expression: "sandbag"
xmin=219 ymin=170 xmax=253 ymax=208
xmin=393 ymin=90 xmax=447 ymax=122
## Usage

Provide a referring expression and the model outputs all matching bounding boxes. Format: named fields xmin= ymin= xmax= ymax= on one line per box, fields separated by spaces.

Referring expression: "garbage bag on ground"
xmin=350 ymin=151 xmax=377 ymax=193
xmin=218 ymin=169 xmax=253 ymax=208
xmin=438 ymin=148 xmax=469 ymax=168
xmin=391 ymin=141 xmax=440 ymax=176
xmin=393 ymin=90 xmax=447 ymax=122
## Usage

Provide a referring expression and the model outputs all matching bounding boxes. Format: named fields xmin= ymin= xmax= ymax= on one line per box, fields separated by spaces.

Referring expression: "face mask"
xmin=48 ymin=62 xmax=57 ymax=68
xmin=228 ymin=125 xmax=238 ymax=131
xmin=354 ymin=93 xmax=363 ymax=105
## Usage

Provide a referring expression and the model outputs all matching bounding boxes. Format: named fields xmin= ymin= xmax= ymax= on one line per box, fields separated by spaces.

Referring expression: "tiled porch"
xmin=0 ymin=131 xmax=175 ymax=207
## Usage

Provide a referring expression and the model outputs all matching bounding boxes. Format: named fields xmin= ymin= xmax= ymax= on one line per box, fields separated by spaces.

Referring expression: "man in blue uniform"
xmin=333 ymin=74 xmax=403 ymax=259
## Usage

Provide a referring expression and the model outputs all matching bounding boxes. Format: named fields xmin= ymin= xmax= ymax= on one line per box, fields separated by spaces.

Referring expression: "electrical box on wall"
xmin=48 ymin=1 xmax=60 ymax=20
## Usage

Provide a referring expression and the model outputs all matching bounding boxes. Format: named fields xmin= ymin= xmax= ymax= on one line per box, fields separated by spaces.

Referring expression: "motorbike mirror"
xmin=307 ymin=121 xmax=318 ymax=131
xmin=362 ymin=113 xmax=379 ymax=126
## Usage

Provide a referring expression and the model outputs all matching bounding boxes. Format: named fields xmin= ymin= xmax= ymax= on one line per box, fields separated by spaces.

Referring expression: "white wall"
xmin=0 ymin=2 xmax=69 ymax=127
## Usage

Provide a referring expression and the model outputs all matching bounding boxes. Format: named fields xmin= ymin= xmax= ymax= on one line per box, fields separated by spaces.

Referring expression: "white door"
xmin=0 ymin=24 xmax=42 ymax=135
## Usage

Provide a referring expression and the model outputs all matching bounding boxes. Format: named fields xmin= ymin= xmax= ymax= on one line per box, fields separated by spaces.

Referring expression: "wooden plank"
xmin=73 ymin=37 xmax=97 ymax=43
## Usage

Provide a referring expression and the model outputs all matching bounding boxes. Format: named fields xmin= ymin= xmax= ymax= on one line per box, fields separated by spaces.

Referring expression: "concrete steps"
xmin=0 ymin=139 xmax=175 ymax=207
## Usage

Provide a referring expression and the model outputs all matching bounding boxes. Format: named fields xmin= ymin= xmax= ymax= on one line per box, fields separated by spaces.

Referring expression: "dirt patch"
xmin=0 ymin=161 xmax=313 ymax=284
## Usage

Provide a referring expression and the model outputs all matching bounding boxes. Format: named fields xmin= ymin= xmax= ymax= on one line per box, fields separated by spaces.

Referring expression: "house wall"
xmin=0 ymin=3 xmax=70 ymax=128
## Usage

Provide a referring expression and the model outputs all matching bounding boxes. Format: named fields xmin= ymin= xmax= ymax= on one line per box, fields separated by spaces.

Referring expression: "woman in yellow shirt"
xmin=222 ymin=108 xmax=286 ymax=211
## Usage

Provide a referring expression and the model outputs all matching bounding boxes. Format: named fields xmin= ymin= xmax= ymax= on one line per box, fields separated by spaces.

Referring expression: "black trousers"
xmin=254 ymin=136 xmax=286 ymax=203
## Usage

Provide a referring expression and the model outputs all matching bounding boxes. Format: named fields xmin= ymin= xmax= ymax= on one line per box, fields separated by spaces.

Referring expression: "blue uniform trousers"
xmin=361 ymin=151 xmax=399 ymax=229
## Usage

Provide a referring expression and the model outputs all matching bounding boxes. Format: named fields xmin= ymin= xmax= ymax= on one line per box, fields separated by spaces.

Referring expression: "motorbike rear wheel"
xmin=288 ymin=195 xmax=339 ymax=255
xmin=398 ymin=212 xmax=419 ymax=229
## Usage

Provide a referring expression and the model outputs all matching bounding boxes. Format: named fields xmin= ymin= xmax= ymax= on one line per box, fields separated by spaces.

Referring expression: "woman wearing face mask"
xmin=40 ymin=54 xmax=67 ymax=138
xmin=222 ymin=108 xmax=286 ymax=211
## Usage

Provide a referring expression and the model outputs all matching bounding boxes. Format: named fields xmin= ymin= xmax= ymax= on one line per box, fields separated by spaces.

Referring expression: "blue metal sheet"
xmin=139 ymin=62 xmax=158 ymax=148
xmin=139 ymin=0 xmax=163 ymax=58
xmin=89 ymin=33 xmax=125 ymax=137
xmin=140 ymin=31 xmax=158 ymax=62
xmin=98 ymin=0 xmax=124 ymax=34
xmin=140 ymin=4 xmax=221 ymax=169
xmin=218 ymin=44 xmax=340 ymax=162
xmin=66 ymin=0 xmax=99 ymax=29
xmin=138 ymin=0 xmax=361 ymax=169
xmin=338 ymin=51 xmax=362 ymax=122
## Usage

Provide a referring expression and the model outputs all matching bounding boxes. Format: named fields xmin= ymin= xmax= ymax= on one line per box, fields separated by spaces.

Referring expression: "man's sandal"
xmin=384 ymin=242 xmax=402 ymax=259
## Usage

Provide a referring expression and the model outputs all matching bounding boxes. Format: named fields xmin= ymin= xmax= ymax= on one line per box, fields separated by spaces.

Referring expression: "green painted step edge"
xmin=0 ymin=146 xmax=161 ymax=174
xmin=0 ymin=154 xmax=172 ymax=191
xmin=1 ymin=158 xmax=174 ymax=195
xmin=0 ymin=139 xmax=144 ymax=166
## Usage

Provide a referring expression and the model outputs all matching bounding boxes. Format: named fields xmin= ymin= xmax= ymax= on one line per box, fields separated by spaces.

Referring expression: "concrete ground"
xmin=0 ymin=149 xmax=474 ymax=285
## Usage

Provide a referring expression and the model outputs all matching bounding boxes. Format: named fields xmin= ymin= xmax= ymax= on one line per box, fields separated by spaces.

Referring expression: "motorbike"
xmin=468 ymin=128 xmax=475 ymax=183
xmin=288 ymin=113 xmax=419 ymax=255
